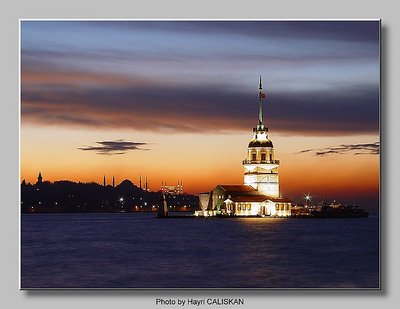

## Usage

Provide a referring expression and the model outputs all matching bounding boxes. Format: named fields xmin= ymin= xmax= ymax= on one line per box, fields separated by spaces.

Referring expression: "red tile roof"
xmin=216 ymin=184 xmax=292 ymax=204
xmin=229 ymin=195 xmax=269 ymax=202
xmin=227 ymin=195 xmax=292 ymax=203
xmin=218 ymin=185 xmax=257 ymax=192
xmin=266 ymin=197 xmax=292 ymax=203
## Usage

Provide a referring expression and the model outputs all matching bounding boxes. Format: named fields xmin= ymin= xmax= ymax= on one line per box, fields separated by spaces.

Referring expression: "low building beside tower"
xmin=196 ymin=77 xmax=291 ymax=217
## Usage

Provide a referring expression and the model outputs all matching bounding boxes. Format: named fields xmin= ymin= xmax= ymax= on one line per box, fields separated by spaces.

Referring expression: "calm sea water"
xmin=21 ymin=213 xmax=379 ymax=289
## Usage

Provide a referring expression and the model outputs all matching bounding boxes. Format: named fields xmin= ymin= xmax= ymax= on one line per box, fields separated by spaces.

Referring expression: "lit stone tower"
xmin=243 ymin=76 xmax=280 ymax=198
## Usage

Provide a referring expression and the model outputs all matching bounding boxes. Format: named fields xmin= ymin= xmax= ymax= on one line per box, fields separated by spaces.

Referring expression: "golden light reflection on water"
xmin=227 ymin=217 xmax=292 ymax=235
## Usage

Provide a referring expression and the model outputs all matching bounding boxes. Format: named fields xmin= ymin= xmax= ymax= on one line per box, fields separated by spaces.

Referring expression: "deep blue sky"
xmin=21 ymin=20 xmax=380 ymax=135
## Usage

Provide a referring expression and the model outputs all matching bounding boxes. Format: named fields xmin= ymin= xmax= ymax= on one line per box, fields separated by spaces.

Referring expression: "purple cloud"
xmin=78 ymin=139 xmax=149 ymax=155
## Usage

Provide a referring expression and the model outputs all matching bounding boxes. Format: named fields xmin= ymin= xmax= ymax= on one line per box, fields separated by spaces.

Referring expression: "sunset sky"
xmin=20 ymin=20 xmax=380 ymax=211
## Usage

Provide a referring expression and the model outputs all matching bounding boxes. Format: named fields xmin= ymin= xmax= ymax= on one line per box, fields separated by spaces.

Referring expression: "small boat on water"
xmin=310 ymin=200 xmax=369 ymax=218
xmin=157 ymin=193 xmax=169 ymax=218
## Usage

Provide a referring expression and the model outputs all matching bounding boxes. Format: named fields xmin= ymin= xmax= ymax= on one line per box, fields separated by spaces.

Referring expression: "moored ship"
xmin=310 ymin=200 xmax=369 ymax=218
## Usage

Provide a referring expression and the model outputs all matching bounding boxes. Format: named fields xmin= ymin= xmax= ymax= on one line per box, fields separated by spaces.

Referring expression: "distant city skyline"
xmin=27 ymin=171 xmax=185 ymax=193
xmin=20 ymin=20 xmax=380 ymax=211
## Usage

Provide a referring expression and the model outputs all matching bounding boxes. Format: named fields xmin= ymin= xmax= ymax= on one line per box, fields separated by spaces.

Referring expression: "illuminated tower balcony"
xmin=244 ymin=171 xmax=279 ymax=176
xmin=242 ymin=159 xmax=280 ymax=165
xmin=243 ymin=159 xmax=280 ymax=174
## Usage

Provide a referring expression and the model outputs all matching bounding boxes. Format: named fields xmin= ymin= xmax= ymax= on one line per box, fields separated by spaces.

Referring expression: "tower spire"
xmin=37 ymin=171 xmax=43 ymax=185
xmin=258 ymin=75 xmax=263 ymax=126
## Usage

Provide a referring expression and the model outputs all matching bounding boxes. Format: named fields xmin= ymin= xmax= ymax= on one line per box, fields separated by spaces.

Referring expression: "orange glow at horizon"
xmin=20 ymin=123 xmax=379 ymax=206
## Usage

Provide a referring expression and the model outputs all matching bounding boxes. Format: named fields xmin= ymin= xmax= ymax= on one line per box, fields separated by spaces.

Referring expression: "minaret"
xmin=145 ymin=176 xmax=148 ymax=191
xmin=103 ymin=175 xmax=106 ymax=187
xmin=242 ymin=76 xmax=280 ymax=198
xmin=178 ymin=180 xmax=183 ymax=194
xmin=139 ymin=174 xmax=142 ymax=189
xmin=112 ymin=176 xmax=115 ymax=188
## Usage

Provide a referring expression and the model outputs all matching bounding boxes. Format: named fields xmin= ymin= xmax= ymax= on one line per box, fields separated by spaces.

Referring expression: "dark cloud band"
xmin=78 ymin=139 xmax=149 ymax=155
xmin=21 ymin=81 xmax=379 ymax=136
xmin=20 ymin=20 xmax=379 ymax=136
xmin=297 ymin=142 xmax=380 ymax=156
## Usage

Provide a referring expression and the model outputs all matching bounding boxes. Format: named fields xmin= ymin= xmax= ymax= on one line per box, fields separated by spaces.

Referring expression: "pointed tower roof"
xmin=249 ymin=76 xmax=273 ymax=147
xmin=257 ymin=75 xmax=265 ymax=130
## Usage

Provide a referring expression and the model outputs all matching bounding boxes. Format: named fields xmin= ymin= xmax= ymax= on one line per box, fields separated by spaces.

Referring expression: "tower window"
xmin=261 ymin=153 xmax=266 ymax=161
xmin=269 ymin=154 xmax=273 ymax=161
xmin=252 ymin=153 xmax=257 ymax=161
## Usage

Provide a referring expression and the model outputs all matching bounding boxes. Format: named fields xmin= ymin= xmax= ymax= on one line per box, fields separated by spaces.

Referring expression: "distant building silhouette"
xmin=161 ymin=180 xmax=184 ymax=195
xmin=36 ymin=172 xmax=43 ymax=185
xmin=20 ymin=177 xmax=199 ymax=213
